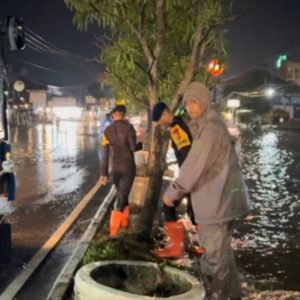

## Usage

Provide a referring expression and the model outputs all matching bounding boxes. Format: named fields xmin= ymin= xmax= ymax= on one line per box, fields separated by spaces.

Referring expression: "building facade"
xmin=278 ymin=60 xmax=300 ymax=86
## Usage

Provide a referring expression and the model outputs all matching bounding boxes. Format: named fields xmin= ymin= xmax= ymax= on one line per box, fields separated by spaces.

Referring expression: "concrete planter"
xmin=74 ymin=260 xmax=205 ymax=300
xmin=134 ymin=150 xmax=149 ymax=167
xmin=129 ymin=176 xmax=150 ymax=206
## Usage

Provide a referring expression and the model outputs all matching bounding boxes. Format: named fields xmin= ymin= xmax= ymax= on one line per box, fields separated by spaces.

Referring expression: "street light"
xmin=265 ymin=88 xmax=275 ymax=98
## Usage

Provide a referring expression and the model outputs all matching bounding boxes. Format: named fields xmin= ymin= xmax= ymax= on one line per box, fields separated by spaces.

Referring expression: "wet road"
xmin=0 ymin=121 xmax=102 ymax=293
xmin=1 ymin=122 xmax=299 ymax=294
xmin=236 ymin=130 xmax=300 ymax=291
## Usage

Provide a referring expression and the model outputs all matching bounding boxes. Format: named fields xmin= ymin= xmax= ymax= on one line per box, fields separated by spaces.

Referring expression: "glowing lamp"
xmin=208 ymin=59 xmax=225 ymax=77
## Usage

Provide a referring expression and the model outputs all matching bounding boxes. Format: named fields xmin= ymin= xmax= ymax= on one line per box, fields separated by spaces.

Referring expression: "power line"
xmin=24 ymin=26 xmax=93 ymax=61
xmin=23 ymin=26 xmax=100 ymax=76
xmin=18 ymin=58 xmax=60 ymax=73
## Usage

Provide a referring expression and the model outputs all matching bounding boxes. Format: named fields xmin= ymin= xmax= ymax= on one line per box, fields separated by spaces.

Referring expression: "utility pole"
xmin=0 ymin=15 xmax=25 ymax=262
xmin=0 ymin=16 xmax=25 ymax=201
xmin=0 ymin=34 xmax=9 ymax=140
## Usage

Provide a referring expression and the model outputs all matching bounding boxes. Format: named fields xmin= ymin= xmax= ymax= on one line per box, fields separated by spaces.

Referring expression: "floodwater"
xmin=1 ymin=121 xmax=100 ymax=213
xmin=236 ymin=130 xmax=300 ymax=291
xmin=1 ymin=121 xmax=300 ymax=294
xmin=0 ymin=120 xmax=101 ymax=293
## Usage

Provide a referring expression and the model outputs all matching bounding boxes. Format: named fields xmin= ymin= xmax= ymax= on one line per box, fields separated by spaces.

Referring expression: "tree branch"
xmin=145 ymin=0 xmax=165 ymax=86
xmin=108 ymin=40 xmax=149 ymax=76
xmin=111 ymin=72 xmax=148 ymax=107
xmin=119 ymin=3 xmax=154 ymax=65
xmin=139 ymin=3 xmax=146 ymax=34
xmin=94 ymin=33 xmax=114 ymax=51
xmin=153 ymin=0 xmax=165 ymax=60
xmin=134 ymin=61 xmax=149 ymax=76
xmin=170 ymin=0 xmax=205 ymax=110
xmin=86 ymin=0 xmax=122 ymax=20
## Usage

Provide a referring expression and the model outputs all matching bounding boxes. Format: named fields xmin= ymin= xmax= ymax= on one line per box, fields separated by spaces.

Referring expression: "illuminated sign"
xmin=276 ymin=55 xmax=287 ymax=69
xmin=227 ymin=99 xmax=240 ymax=108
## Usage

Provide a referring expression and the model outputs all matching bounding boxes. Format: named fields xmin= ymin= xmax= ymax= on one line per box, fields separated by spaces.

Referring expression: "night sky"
xmin=227 ymin=0 xmax=300 ymax=77
xmin=1 ymin=0 xmax=300 ymax=86
xmin=1 ymin=0 xmax=102 ymax=87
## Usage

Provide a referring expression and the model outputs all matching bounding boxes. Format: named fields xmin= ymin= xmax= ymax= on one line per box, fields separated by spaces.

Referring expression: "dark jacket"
xmin=169 ymin=116 xmax=192 ymax=166
xmin=100 ymin=119 xmax=136 ymax=175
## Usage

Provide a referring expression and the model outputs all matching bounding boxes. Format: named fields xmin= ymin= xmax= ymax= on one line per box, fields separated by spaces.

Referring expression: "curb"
xmin=46 ymin=186 xmax=116 ymax=300
xmin=0 ymin=181 xmax=105 ymax=300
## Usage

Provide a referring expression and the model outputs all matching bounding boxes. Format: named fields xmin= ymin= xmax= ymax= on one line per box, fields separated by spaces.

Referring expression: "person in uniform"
xmin=99 ymin=105 xmax=137 ymax=237
xmin=151 ymin=102 xmax=203 ymax=258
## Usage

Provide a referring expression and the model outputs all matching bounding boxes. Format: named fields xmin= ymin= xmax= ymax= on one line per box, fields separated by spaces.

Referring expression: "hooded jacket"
xmin=165 ymin=82 xmax=251 ymax=224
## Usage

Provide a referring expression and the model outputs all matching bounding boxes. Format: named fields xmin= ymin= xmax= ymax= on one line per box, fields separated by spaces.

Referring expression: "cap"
xmin=151 ymin=102 xmax=167 ymax=121
xmin=110 ymin=105 xmax=126 ymax=114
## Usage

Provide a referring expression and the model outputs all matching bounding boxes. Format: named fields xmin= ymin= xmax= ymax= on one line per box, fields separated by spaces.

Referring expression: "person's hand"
xmin=99 ymin=176 xmax=107 ymax=185
xmin=163 ymin=195 xmax=174 ymax=207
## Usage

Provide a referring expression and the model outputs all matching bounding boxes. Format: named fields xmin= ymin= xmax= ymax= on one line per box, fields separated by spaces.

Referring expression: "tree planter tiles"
xmin=129 ymin=176 xmax=150 ymax=206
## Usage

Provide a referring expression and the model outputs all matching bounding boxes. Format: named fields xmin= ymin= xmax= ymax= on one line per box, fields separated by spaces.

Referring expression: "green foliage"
xmin=66 ymin=0 xmax=232 ymax=246
xmin=101 ymin=38 xmax=148 ymax=113
xmin=84 ymin=239 xmax=119 ymax=264
xmin=65 ymin=0 xmax=230 ymax=109
xmin=83 ymin=232 xmax=157 ymax=265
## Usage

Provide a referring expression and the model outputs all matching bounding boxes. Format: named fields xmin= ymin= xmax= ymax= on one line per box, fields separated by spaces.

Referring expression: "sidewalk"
xmin=47 ymin=180 xmax=300 ymax=300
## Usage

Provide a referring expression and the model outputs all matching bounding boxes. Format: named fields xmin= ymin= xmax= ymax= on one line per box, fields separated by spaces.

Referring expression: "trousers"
xmin=197 ymin=222 xmax=242 ymax=300
xmin=112 ymin=171 xmax=135 ymax=211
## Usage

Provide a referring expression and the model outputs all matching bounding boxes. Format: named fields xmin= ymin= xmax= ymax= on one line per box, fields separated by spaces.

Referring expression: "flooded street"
xmin=0 ymin=121 xmax=102 ymax=293
xmin=3 ymin=121 xmax=101 ymax=218
xmin=1 ymin=121 xmax=300 ymax=295
xmin=237 ymin=130 xmax=300 ymax=291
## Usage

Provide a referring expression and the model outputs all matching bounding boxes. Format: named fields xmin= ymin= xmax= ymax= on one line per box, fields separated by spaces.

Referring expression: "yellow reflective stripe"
xmin=170 ymin=124 xmax=191 ymax=150
xmin=101 ymin=134 xmax=109 ymax=146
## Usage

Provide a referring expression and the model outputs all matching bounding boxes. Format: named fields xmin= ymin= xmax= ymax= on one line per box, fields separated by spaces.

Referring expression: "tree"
xmin=65 ymin=0 xmax=231 ymax=239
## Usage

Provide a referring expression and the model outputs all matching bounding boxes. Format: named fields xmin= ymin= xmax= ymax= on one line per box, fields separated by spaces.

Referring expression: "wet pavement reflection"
xmin=6 ymin=121 xmax=99 ymax=208
xmin=237 ymin=130 xmax=300 ymax=291
xmin=1 ymin=122 xmax=299 ymax=293
xmin=0 ymin=121 xmax=101 ymax=292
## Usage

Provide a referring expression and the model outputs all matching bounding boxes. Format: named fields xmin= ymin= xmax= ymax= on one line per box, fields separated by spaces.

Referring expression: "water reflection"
xmin=238 ymin=130 xmax=300 ymax=290
xmin=2 ymin=121 xmax=99 ymax=210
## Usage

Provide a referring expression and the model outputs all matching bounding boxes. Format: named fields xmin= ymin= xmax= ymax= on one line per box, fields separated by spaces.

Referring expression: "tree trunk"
xmin=137 ymin=124 xmax=169 ymax=242
xmin=135 ymin=0 xmax=167 ymax=240
xmin=136 ymin=81 xmax=171 ymax=241
xmin=143 ymin=107 xmax=151 ymax=151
